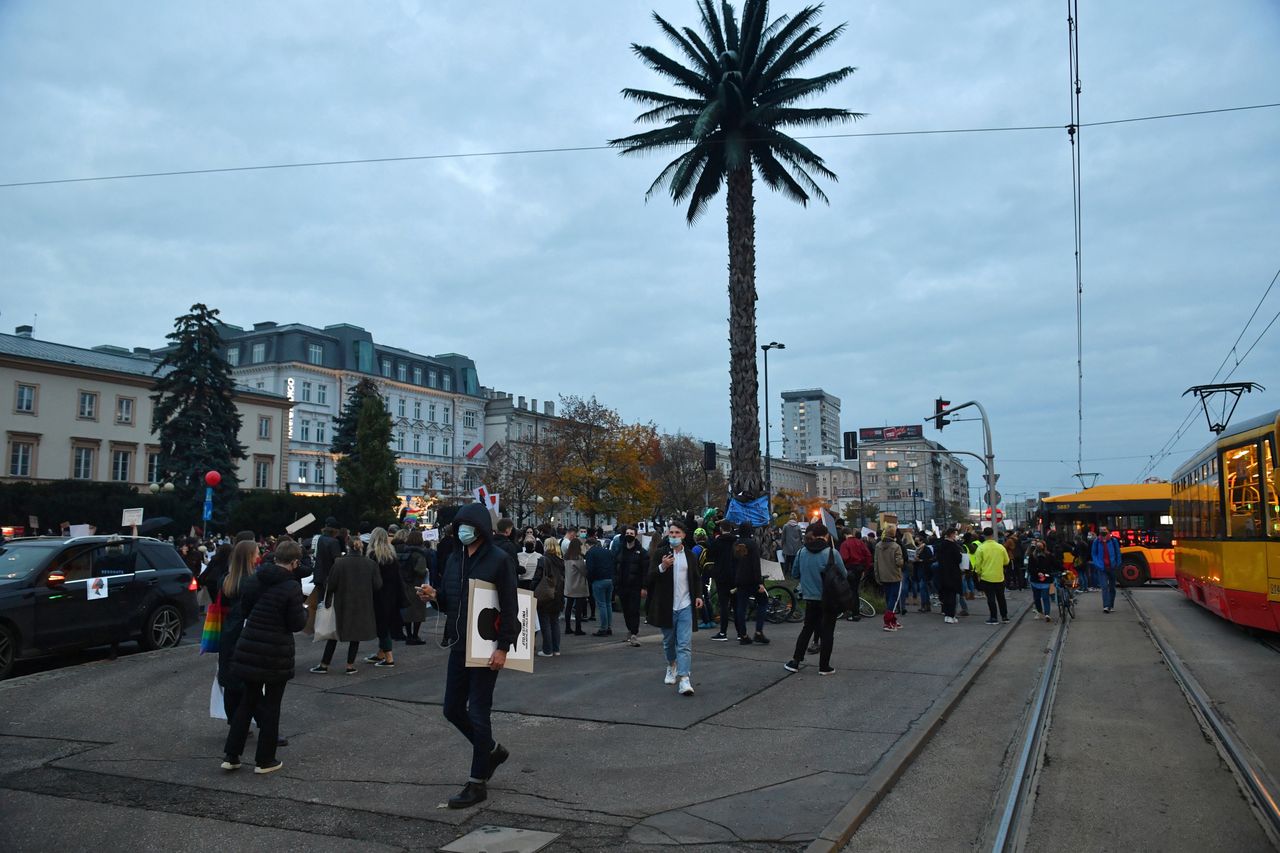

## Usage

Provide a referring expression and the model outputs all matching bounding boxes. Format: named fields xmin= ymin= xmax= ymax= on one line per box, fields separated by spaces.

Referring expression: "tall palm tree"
xmin=611 ymin=0 xmax=861 ymax=501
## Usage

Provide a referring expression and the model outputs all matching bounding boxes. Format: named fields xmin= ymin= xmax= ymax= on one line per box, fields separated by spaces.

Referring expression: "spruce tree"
xmin=335 ymin=394 xmax=398 ymax=522
xmin=151 ymin=304 xmax=247 ymax=519
xmin=330 ymin=377 xmax=382 ymax=458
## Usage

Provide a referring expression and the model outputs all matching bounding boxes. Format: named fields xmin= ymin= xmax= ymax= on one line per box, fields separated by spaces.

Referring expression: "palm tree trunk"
xmin=726 ymin=165 xmax=764 ymax=499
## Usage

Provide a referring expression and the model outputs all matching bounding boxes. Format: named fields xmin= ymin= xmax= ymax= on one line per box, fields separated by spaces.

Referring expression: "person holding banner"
xmin=415 ymin=503 xmax=519 ymax=809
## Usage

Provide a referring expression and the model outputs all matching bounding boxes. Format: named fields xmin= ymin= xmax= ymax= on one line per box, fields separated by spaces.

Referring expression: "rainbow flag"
xmin=199 ymin=596 xmax=225 ymax=654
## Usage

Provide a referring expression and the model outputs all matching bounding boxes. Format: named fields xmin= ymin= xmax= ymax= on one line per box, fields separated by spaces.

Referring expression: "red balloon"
xmin=205 ymin=471 xmax=222 ymax=487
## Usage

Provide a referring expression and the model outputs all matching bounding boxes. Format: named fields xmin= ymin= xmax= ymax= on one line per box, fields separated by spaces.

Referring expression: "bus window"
xmin=1224 ymin=443 xmax=1263 ymax=538
xmin=1265 ymin=437 xmax=1279 ymax=539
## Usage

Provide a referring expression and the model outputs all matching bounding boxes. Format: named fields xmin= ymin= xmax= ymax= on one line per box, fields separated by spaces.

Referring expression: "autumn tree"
xmin=648 ymin=433 xmax=728 ymax=519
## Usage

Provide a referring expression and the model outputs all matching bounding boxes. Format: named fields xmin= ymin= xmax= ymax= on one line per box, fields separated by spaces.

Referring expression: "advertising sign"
xmin=859 ymin=424 xmax=924 ymax=442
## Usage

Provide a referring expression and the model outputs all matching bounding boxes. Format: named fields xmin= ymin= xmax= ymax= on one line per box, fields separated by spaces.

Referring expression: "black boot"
xmin=448 ymin=781 xmax=487 ymax=809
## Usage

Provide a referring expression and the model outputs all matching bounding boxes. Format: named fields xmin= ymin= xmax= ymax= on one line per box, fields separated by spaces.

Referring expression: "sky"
xmin=2 ymin=1 xmax=1278 ymax=508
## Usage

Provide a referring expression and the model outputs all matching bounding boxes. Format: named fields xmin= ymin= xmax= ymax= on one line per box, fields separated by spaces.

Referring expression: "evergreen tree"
xmin=330 ymin=377 xmax=382 ymax=458
xmin=151 ymin=304 xmax=247 ymax=519
xmin=335 ymin=394 xmax=398 ymax=522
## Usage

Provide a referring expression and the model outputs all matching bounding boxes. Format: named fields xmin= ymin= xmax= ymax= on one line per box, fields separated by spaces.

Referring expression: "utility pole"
xmin=927 ymin=399 xmax=997 ymax=532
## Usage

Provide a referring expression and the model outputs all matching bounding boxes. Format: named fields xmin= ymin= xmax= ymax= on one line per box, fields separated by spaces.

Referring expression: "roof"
xmin=0 ymin=333 xmax=284 ymax=399
xmin=1043 ymin=483 xmax=1171 ymax=504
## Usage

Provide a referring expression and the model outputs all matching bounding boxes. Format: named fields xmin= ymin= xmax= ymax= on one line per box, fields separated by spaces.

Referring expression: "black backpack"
xmin=821 ymin=549 xmax=855 ymax=611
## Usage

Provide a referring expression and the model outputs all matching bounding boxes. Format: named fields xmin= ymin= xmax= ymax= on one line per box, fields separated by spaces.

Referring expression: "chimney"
xmin=14 ymin=325 xmax=32 ymax=338
xmin=132 ymin=347 xmax=152 ymax=357
xmin=530 ymin=398 xmax=537 ymax=413
xmin=545 ymin=401 xmax=555 ymax=417
xmin=252 ymin=321 xmax=277 ymax=330
xmin=518 ymin=395 xmax=526 ymax=410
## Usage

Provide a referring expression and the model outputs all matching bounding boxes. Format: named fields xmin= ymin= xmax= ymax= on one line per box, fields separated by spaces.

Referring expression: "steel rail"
xmin=990 ymin=614 xmax=1068 ymax=852
xmin=1125 ymin=589 xmax=1280 ymax=847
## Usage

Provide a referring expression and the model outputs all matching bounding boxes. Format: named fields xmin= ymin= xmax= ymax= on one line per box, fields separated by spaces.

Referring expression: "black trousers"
xmin=980 ymin=580 xmax=1008 ymax=620
xmin=618 ymin=587 xmax=641 ymax=636
xmin=442 ymin=647 xmax=500 ymax=781
xmin=717 ymin=583 xmax=734 ymax=633
xmin=224 ymin=680 xmax=286 ymax=767
xmin=938 ymin=585 xmax=959 ymax=618
xmin=845 ymin=568 xmax=864 ymax=615
xmin=564 ymin=596 xmax=587 ymax=631
xmin=792 ymin=599 xmax=837 ymax=670
xmin=322 ymin=639 xmax=360 ymax=666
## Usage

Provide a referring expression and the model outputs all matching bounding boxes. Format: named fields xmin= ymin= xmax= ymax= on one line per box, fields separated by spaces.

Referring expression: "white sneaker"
xmin=677 ymin=676 xmax=694 ymax=696
xmin=664 ymin=665 xmax=677 ymax=685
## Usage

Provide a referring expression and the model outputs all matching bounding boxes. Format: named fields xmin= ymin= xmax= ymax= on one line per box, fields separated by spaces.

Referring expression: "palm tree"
xmin=611 ymin=0 xmax=860 ymax=501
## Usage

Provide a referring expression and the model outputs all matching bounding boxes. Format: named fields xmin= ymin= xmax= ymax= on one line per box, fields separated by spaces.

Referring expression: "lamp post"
xmin=761 ymin=341 xmax=785 ymax=510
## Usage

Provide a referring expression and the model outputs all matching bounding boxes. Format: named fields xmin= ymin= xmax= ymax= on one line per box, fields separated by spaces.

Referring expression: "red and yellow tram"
xmin=1171 ymin=409 xmax=1280 ymax=632
xmin=1040 ymin=483 xmax=1175 ymax=584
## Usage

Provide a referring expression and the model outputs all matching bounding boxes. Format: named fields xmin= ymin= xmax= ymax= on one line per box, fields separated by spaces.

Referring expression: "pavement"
xmin=0 ymin=595 xmax=1032 ymax=852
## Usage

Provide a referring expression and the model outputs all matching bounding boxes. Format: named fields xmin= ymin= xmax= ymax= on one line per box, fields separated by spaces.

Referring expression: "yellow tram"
xmin=1171 ymin=409 xmax=1280 ymax=632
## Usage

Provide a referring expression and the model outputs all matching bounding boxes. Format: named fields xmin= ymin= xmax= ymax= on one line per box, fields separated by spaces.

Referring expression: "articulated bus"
xmin=1171 ymin=409 xmax=1280 ymax=633
xmin=1040 ymin=483 xmax=1174 ymax=584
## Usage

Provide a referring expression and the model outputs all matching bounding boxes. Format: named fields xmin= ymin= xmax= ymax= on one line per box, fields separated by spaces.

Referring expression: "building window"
xmin=463 ymin=410 xmax=477 ymax=429
xmin=314 ymin=460 xmax=325 ymax=484
xmin=413 ymin=401 xmax=422 ymax=420
xmin=298 ymin=460 xmax=310 ymax=484
xmin=255 ymin=459 xmax=271 ymax=489
xmin=397 ymin=363 xmax=407 ymax=382
xmin=427 ymin=435 xmax=436 ymax=455
xmin=14 ymin=383 xmax=37 ymax=414
xmin=428 ymin=369 xmax=438 ymax=388
xmin=413 ymin=432 xmax=421 ymax=453
xmin=317 ymin=383 xmax=327 ymax=405
xmin=300 ymin=419 xmax=312 ymax=442
xmin=397 ymin=398 xmax=406 ymax=418
xmin=147 ymin=451 xmax=161 ymax=484
xmin=398 ymin=468 xmax=405 ymax=488
xmin=256 ymin=381 xmax=265 ymax=390
xmin=9 ymin=440 xmax=34 ymax=477
xmin=226 ymin=347 xmax=240 ymax=367
xmin=380 ymin=358 xmax=391 ymax=378
xmin=258 ymin=416 xmax=272 ymax=439
xmin=78 ymin=391 xmax=98 ymax=420
xmin=412 ymin=468 xmax=421 ymax=489
xmin=72 ymin=446 xmax=95 ymax=480
xmin=428 ymin=403 xmax=437 ymax=422
xmin=315 ymin=421 xmax=326 ymax=444
xmin=413 ymin=367 xmax=423 ymax=385
xmin=307 ymin=342 xmax=323 ymax=365
xmin=301 ymin=381 xmax=312 ymax=403
xmin=111 ymin=449 xmax=132 ymax=482
xmin=396 ymin=431 xmax=405 ymax=452
xmin=116 ymin=396 xmax=135 ymax=425
xmin=442 ymin=372 xmax=453 ymax=391
xmin=442 ymin=437 xmax=451 ymax=456
xmin=442 ymin=406 xmax=452 ymax=425
xmin=251 ymin=342 xmax=266 ymax=364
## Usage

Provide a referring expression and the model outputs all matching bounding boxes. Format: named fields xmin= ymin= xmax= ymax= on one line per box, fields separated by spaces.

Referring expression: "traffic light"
xmin=842 ymin=431 xmax=858 ymax=460
xmin=933 ymin=398 xmax=951 ymax=430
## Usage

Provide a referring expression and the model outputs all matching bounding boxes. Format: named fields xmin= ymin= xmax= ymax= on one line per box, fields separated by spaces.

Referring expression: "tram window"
xmin=1265 ymin=437 xmax=1279 ymax=539
xmin=1224 ymin=443 xmax=1263 ymax=538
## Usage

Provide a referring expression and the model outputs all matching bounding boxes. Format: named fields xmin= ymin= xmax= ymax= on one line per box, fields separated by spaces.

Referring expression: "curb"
xmin=806 ymin=598 xmax=1032 ymax=853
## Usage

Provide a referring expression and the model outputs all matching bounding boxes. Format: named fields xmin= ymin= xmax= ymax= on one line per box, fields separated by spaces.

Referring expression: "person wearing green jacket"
xmin=973 ymin=528 xmax=1010 ymax=624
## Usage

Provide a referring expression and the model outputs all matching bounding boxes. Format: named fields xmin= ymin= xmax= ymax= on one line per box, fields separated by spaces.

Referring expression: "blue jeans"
xmin=591 ymin=579 xmax=614 ymax=631
xmin=734 ymin=587 xmax=765 ymax=637
xmin=661 ymin=605 xmax=693 ymax=677
xmin=1032 ymin=585 xmax=1051 ymax=614
xmin=963 ymin=573 xmax=976 ymax=595
xmin=1099 ymin=567 xmax=1117 ymax=609
xmin=538 ymin=605 xmax=560 ymax=653
xmin=442 ymin=646 xmax=499 ymax=781
xmin=883 ymin=581 xmax=902 ymax=614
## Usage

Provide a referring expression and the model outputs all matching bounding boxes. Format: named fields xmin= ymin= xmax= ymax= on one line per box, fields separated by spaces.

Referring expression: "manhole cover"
xmin=440 ymin=825 xmax=560 ymax=853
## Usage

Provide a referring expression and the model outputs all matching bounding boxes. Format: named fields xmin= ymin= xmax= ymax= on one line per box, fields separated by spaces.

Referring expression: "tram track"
xmin=1124 ymin=587 xmax=1280 ymax=848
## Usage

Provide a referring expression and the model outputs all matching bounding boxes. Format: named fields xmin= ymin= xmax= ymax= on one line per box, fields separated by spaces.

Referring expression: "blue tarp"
xmin=724 ymin=495 xmax=771 ymax=526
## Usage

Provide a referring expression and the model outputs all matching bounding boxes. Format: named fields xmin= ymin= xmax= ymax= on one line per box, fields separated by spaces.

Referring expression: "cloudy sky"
xmin=3 ymin=1 xmax=1278 ymax=506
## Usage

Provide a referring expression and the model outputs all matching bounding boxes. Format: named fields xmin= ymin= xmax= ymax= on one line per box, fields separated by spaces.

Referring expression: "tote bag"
xmin=313 ymin=602 xmax=338 ymax=642
xmin=199 ymin=594 xmax=225 ymax=655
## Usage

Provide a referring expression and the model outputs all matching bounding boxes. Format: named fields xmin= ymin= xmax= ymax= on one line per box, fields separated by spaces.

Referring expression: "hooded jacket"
xmin=231 ymin=563 xmax=307 ymax=683
xmin=436 ymin=503 xmax=521 ymax=653
xmin=874 ymin=538 xmax=905 ymax=583
xmin=780 ymin=521 xmax=804 ymax=557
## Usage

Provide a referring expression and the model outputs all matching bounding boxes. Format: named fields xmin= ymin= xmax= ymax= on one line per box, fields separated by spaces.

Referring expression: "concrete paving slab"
xmin=440 ymin=825 xmax=560 ymax=853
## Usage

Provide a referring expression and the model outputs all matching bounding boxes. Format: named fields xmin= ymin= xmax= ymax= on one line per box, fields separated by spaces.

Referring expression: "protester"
xmin=838 ymin=530 xmax=872 ymax=622
xmin=366 ymin=527 xmax=406 ymax=667
xmin=1029 ymin=539 xmax=1055 ymax=622
xmin=1092 ymin=525 xmax=1121 ymax=613
xmin=732 ymin=521 xmax=768 ymax=645
xmin=708 ymin=520 xmax=737 ymax=641
xmin=934 ymin=528 xmax=964 ymax=623
xmin=784 ymin=522 xmax=844 ymax=675
xmin=875 ymin=529 xmax=905 ymax=631
xmin=532 ymin=538 xmax=565 ymax=657
xmin=394 ymin=528 xmax=430 ymax=645
xmin=221 ymin=540 xmax=306 ymax=774
xmin=614 ymin=525 xmax=648 ymax=647
xmin=585 ymin=536 xmax=616 ymax=637
xmin=563 ymin=538 xmax=588 ymax=636
xmin=644 ymin=520 xmax=702 ymax=696
xmin=780 ymin=512 xmax=803 ymax=575
xmin=311 ymin=535 xmax=381 ymax=674
xmin=415 ymin=503 xmax=519 ymax=809
xmin=973 ymin=527 xmax=1011 ymax=624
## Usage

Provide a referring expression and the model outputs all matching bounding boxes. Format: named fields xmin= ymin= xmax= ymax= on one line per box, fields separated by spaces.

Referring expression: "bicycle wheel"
xmin=788 ymin=594 xmax=807 ymax=622
xmin=764 ymin=586 xmax=794 ymax=624
xmin=1066 ymin=592 xmax=1076 ymax=620
xmin=859 ymin=597 xmax=876 ymax=618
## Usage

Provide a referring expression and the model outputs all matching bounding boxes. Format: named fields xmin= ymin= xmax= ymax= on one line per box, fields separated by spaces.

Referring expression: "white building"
xmin=781 ymin=389 xmax=841 ymax=462
xmin=1 ymin=327 xmax=290 ymax=491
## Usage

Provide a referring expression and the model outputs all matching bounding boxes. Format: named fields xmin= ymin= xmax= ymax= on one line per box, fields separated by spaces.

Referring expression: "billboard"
xmin=859 ymin=424 xmax=923 ymax=442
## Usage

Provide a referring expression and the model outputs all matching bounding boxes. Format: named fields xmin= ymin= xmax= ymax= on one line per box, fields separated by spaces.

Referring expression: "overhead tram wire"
xmin=1138 ymin=264 xmax=1280 ymax=480
xmin=1067 ymin=0 xmax=1085 ymax=480
xmin=1 ymin=102 xmax=1278 ymax=190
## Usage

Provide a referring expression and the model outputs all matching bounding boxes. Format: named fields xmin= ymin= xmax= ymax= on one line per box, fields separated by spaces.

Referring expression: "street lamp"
xmin=761 ymin=341 xmax=785 ymax=508
xmin=148 ymin=482 xmax=174 ymax=494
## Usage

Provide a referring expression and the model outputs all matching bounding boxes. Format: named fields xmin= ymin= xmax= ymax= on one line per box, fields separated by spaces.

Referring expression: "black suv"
xmin=0 ymin=535 xmax=200 ymax=678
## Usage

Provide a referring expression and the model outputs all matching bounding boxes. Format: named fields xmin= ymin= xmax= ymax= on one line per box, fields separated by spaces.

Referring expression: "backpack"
xmin=821 ymin=549 xmax=855 ymax=612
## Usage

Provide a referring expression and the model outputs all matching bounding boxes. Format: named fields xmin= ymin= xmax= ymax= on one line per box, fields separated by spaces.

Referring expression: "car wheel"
xmin=1119 ymin=561 xmax=1149 ymax=587
xmin=0 ymin=624 xmax=17 ymax=679
xmin=141 ymin=604 xmax=183 ymax=651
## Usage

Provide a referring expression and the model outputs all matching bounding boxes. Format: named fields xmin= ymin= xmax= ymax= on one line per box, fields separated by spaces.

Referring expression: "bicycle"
xmin=1056 ymin=569 xmax=1077 ymax=622
xmin=783 ymin=584 xmax=876 ymax=622
xmin=704 ymin=579 xmax=797 ymax=625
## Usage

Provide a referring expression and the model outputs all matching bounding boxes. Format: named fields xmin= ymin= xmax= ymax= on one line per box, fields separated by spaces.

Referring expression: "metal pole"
xmin=763 ymin=347 xmax=772 ymax=505
xmin=857 ymin=459 xmax=866 ymax=529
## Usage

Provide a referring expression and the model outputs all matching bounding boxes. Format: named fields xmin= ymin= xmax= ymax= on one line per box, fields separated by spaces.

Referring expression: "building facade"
xmin=204 ymin=321 xmax=487 ymax=502
xmin=714 ymin=444 xmax=817 ymax=500
xmin=1 ymin=328 xmax=290 ymax=491
xmin=781 ymin=389 xmax=841 ymax=462
xmin=854 ymin=437 xmax=969 ymax=525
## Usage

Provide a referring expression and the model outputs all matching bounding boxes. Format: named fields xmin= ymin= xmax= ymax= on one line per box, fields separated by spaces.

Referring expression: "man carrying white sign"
xmin=415 ymin=503 xmax=519 ymax=811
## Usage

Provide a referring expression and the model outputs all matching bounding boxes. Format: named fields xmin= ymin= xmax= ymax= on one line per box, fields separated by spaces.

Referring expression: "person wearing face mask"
xmin=614 ymin=525 xmax=648 ymax=646
xmin=414 ymin=503 xmax=519 ymax=809
xmin=643 ymin=520 xmax=704 ymax=696
xmin=784 ymin=523 xmax=844 ymax=675
xmin=516 ymin=535 xmax=541 ymax=592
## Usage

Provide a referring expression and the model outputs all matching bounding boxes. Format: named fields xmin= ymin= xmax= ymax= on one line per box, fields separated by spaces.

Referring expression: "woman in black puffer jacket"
xmin=222 ymin=540 xmax=306 ymax=775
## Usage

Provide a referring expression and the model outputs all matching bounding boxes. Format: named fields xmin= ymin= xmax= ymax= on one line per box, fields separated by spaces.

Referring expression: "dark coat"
xmin=313 ymin=533 xmax=342 ymax=587
xmin=325 ymin=552 xmax=381 ymax=641
xmin=395 ymin=544 xmax=429 ymax=623
xmin=436 ymin=503 xmax=521 ymax=652
xmin=585 ymin=543 xmax=617 ymax=584
xmin=231 ymin=563 xmax=306 ymax=684
xmin=204 ymin=561 xmax=246 ymax=690
xmin=644 ymin=545 xmax=701 ymax=629
xmin=372 ymin=554 xmax=407 ymax=634
xmin=934 ymin=538 xmax=964 ymax=590
xmin=733 ymin=537 xmax=763 ymax=590
xmin=531 ymin=554 xmax=565 ymax=612
xmin=614 ymin=542 xmax=648 ymax=591
xmin=708 ymin=533 xmax=738 ymax=585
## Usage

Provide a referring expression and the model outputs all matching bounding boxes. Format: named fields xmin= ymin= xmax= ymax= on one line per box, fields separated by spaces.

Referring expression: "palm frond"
xmin=681 ymin=25 xmax=720 ymax=71
xmin=723 ymin=130 xmax=750 ymax=172
xmin=653 ymin=12 xmax=716 ymax=77
xmin=684 ymin=143 xmax=727 ymax=223
xmin=669 ymin=144 xmax=712 ymax=200
xmin=632 ymin=44 xmax=713 ymax=97
xmin=738 ymin=0 xmax=770 ymax=66
xmin=750 ymin=125 xmax=839 ymax=183
xmin=769 ymin=144 xmax=834 ymax=201
xmin=622 ymin=88 xmax=705 ymax=124
xmin=609 ymin=121 xmax=698 ymax=154
xmin=759 ymin=24 xmax=847 ymax=90
xmin=745 ymin=5 xmax=822 ymax=88
xmin=721 ymin=1 xmax=741 ymax=53
xmin=699 ymin=0 xmax=727 ymax=56
xmin=750 ymin=105 xmax=861 ymax=129
xmin=644 ymin=149 xmax=697 ymax=200
xmin=760 ymin=67 xmax=856 ymax=107
xmin=691 ymin=100 xmax=723 ymax=140
xmin=752 ymin=145 xmax=812 ymax=205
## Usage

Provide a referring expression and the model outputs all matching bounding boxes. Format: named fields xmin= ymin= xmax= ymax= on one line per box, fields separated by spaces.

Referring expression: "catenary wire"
xmin=0 ymin=102 xmax=1277 ymax=189
xmin=1066 ymin=0 xmax=1085 ymax=481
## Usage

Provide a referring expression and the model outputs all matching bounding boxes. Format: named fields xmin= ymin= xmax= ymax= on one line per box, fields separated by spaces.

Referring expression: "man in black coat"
xmin=222 ymin=540 xmax=306 ymax=775
xmin=707 ymin=520 xmax=737 ymax=641
xmin=312 ymin=519 xmax=343 ymax=600
xmin=417 ymin=502 xmax=520 ymax=809
xmin=614 ymin=525 xmax=648 ymax=647
xmin=934 ymin=528 xmax=965 ymax=623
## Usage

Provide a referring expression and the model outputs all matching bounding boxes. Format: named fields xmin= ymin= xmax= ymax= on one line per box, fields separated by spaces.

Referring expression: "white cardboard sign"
xmin=121 ymin=508 xmax=144 ymax=527
xmin=464 ymin=579 xmax=533 ymax=673
xmin=88 ymin=577 xmax=109 ymax=600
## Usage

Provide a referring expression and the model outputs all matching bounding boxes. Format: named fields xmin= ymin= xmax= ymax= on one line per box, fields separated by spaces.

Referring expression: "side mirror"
xmin=46 ymin=570 xmax=67 ymax=587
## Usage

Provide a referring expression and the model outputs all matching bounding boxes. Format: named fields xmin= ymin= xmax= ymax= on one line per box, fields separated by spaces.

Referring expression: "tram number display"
xmin=1270 ymin=580 xmax=1280 ymax=599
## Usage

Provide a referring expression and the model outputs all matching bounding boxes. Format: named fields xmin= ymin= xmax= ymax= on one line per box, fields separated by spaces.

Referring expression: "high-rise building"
xmin=780 ymin=389 xmax=841 ymax=462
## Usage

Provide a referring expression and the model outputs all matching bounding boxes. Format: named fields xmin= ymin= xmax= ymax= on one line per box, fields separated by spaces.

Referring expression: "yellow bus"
xmin=1171 ymin=409 xmax=1280 ymax=632
xmin=1041 ymin=483 xmax=1174 ymax=584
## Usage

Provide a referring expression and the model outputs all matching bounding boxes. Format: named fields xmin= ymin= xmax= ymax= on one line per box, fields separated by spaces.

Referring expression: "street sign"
xmin=203 ymin=499 xmax=213 ymax=521
xmin=983 ymin=473 xmax=1000 ymax=485
xmin=983 ymin=490 xmax=1003 ymax=506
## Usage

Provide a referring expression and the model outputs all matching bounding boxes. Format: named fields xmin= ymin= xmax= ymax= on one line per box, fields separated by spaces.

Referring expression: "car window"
xmin=92 ymin=543 xmax=141 ymax=577
xmin=56 ymin=548 xmax=95 ymax=583
xmin=139 ymin=542 xmax=184 ymax=570
xmin=0 ymin=543 xmax=61 ymax=583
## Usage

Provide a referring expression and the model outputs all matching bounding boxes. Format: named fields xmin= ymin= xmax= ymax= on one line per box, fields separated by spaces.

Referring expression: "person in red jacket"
xmin=838 ymin=530 xmax=872 ymax=621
